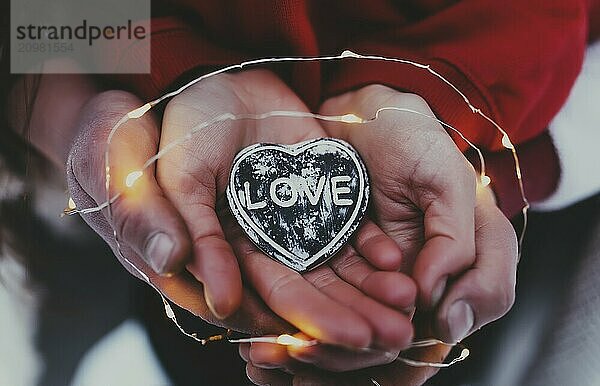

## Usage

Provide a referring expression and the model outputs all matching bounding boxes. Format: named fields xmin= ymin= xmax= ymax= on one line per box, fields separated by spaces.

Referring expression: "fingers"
xmin=157 ymin=120 xmax=244 ymax=320
xmin=435 ymin=185 xmax=518 ymax=343
xmin=321 ymin=85 xmax=478 ymax=309
xmin=288 ymin=345 xmax=397 ymax=373
xmin=165 ymin=223 xmax=241 ymax=319
xmin=403 ymin=137 xmax=477 ymax=308
xmin=187 ymin=216 xmax=243 ymax=318
xmin=352 ymin=220 xmax=403 ymax=271
xmin=233 ymin=235 xmax=413 ymax=352
xmin=366 ymin=344 xmax=450 ymax=386
xmin=248 ymin=341 xmax=397 ymax=374
xmin=231 ymin=236 xmax=373 ymax=349
xmin=246 ymin=363 xmax=293 ymax=386
xmin=247 ymin=343 xmax=290 ymax=369
xmin=303 ymin=265 xmax=414 ymax=350
xmin=329 ymin=247 xmax=417 ymax=311
xmin=244 ymin=341 xmax=449 ymax=386
xmin=410 ymin=186 xmax=476 ymax=309
xmin=68 ymin=90 xmax=191 ymax=275
xmin=151 ymin=69 xmax=328 ymax=319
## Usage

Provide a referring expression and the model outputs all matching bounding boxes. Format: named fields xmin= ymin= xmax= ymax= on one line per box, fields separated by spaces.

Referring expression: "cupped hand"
xmin=242 ymin=181 xmax=517 ymax=386
xmin=157 ymin=70 xmax=415 ymax=351
xmin=67 ymin=72 xmax=417 ymax=357
xmin=240 ymin=84 xmax=518 ymax=384
xmin=320 ymin=84 xmax=518 ymax=342
xmin=66 ymin=89 xmax=289 ymax=336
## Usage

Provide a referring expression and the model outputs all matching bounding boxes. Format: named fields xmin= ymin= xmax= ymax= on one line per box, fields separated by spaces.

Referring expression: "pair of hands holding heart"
xmin=67 ymin=69 xmax=518 ymax=385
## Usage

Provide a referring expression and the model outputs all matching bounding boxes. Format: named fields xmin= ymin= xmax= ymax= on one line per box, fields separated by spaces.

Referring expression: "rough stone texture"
xmin=227 ymin=138 xmax=369 ymax=272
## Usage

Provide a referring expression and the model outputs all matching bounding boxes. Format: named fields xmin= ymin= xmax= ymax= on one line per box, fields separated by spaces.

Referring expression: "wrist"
xmin=8 ymin=60 xmax=98 ymax=167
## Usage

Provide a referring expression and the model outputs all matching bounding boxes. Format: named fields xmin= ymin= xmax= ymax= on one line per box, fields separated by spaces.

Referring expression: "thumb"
xmin=67 ymin=90 xmax=191 ymax=275
xmin=435 ymin=185 xmax=517 ymax=343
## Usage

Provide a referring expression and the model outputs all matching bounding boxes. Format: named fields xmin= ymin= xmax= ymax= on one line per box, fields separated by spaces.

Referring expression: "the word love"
xmin=227 ymin=138 xmax=369 ymax=272
xmin=240 ymin=174 xmax=354 ymax=210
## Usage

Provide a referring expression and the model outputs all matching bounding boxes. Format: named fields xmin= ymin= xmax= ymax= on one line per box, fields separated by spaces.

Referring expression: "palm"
xmin=157 ymin=70 xmax=415 ymax=351
xmin=321 ymin=85 xmax=475 ymax=274
xmin=159 ymin=70 xmax=324 ymax=192
xmin=245 ymin=84 xmax=518 ymax=385
xmin=368 ymin=170 xmax=425 ymax=272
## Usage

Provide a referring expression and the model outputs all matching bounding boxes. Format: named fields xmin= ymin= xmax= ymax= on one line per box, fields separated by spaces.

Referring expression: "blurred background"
xmin=1 ymin=19 xmax=599 ymax=386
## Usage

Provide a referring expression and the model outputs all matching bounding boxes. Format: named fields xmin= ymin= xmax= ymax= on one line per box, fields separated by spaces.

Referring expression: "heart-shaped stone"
xmin=227 ymin=138 xmax=369 ymax=272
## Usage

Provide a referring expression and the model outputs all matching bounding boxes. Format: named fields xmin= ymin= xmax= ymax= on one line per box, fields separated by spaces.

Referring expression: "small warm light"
xmin=501 ymin=134 xmax=514 ymax=149
xmin=480 ymin=175 xmax=491 ymax=187
xmin=67 ymin=197 xmax=76 ymax=210
xmin=460 ymin=348 xmax=470 ymax=359
xmin=127 ymin=103 xmax=152 ymax=119
xmin=276 ymin=334 xmax=314 ymax=347
xmin=125 ymin=170 xmax=143 ymax=188
xmin=340 ymin=113 xmax=364 ymax=124
xmin=341 ymin=49 xmax=360 ymax=58
xmin=164 ymin=302 xmax=175 ymax=319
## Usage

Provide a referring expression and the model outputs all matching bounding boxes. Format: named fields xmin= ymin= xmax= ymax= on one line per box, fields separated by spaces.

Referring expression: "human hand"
xmin=320 ymin=84 xmax=518 ymax=343
xmin=67 ymin=72 xmax=416 ymax=355
xmin=66 ymin=89 xmax=291 ymax=336
xmin=156 ymin=69 xmax=415 ymax=351
xmin=242 ymin=181 xmax=516 ymax=385
xmin=236 ymin=84 xmax=516 ymax=382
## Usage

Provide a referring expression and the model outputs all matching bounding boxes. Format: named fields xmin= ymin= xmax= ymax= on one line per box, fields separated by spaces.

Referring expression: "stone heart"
xmin=227 ymin=138 xmax=369 ymax=272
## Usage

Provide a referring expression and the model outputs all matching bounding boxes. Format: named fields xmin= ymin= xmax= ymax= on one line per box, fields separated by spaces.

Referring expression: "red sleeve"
xmin=106 ymin=0 xmax=590 ymax=218
xmin=589 ymin=0 xmax=600 ymax=40
xmin=326 ymin=0 xmax=588 ymax=151
xmin=104 ymin=16 xmax=244 ymax=100
xmin=324 ymin=0 xmax=588 ymax=217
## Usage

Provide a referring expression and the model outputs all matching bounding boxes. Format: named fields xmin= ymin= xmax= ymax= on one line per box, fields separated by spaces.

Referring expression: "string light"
xmin=62 ymin=50 xmax=532 ymax=369
xmin=481 ymin=175 xmax=492 ymax=187
xmin=396 ymin=347 xmax=470 ymax=368
xmin=65 ymin=107 xmax=490 ymax=215
xmin=124 ymin=170 xmax=143 ymax=188
xmin=501 ymin=134 xmax=515 ymax=150
xmin=229 ymin=334 xmax=318 ymax=347
xmin=340 ymin=113 xmax=365 ymax=123
xmin=127 ymin=103 xmax=152 ymax=119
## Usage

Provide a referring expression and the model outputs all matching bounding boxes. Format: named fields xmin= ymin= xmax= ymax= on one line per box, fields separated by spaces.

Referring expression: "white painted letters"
xmin=242 ymin=175 xmax=354 ymax=209
xmin=270 ymin=177 xmax=298 ymax=208
xmin=244 ymin=181 xmax=266 ymax=210
xmin=303 ymin=176 xmax=326 ymax=205
xmin=331 ymin=176 xmax=353 ymax=206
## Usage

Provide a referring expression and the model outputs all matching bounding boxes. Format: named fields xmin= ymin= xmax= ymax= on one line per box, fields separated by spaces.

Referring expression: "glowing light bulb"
xmin=340 ymin=113 xmax=364 ymax=123
xmin=276 ymin=334 xmax=315 ymax=347
xmin=67 ymin=197 xmax=76 ymax=210
xmin=164 ymin=302 xmax=175 ymax=319
xmin=64 ymin=53 xmax=527 ymax=372
xmin=481 ymin=175 xmax=491 ymax=187
xmin=127 ymin=103 xmax=152 ymax=119
xmin=501 ymin=134 xmax=514 ymax=149
xmin=341 ymin=49 xmax=360 ymax=58
xmin=125 ymin=170 xmax=143 ymax=188
xmin=460 ymin=348 xmax=470 ymax=359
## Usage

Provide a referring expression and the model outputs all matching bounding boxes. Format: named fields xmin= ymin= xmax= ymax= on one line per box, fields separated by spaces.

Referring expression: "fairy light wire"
xmin=66 ymin=107 xmax=489 ymax=215
xmin=228 ymin=335 xmax=469 ymax=369
xmin=64 ymin=49 xmax=531 ymax=369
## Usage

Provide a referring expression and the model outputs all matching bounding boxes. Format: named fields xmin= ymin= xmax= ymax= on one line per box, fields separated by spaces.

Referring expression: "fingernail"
xmin=431 ymin=277 xmax=447 ymax=307
xmin=145 ymin=232 xmax=174 ymax=275
xmin=205 ymin=292 xmax=229 ymax=320
xmin=447 ymin=301 xmax=474 ymax=343
xmin=288 ymin=349 xmax=315 ymax=364
xmin=402 ymin=306 xmax=416 ymax=320
xmin=251 ymin=361 xmax=279 ymax=370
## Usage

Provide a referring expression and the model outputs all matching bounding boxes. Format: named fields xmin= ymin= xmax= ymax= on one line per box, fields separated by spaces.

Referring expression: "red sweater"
xmin=110 ymin=0 xmax=597 ymax=218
